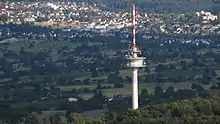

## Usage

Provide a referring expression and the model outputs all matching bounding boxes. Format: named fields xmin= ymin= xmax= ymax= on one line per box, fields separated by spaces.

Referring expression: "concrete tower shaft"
xmin=132 ymin=68 xmax=138 ymax=109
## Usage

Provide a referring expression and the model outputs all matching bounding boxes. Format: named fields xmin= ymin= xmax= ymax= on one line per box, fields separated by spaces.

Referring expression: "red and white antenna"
xmin=128 ymin=0 xmax=136 ymax=48
xmin=132 ymin=3 xmax=136 ymax=47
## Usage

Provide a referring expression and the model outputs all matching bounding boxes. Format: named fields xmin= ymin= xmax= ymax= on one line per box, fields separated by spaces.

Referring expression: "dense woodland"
xmin=86 ymin=95 xmax=220 ymax=124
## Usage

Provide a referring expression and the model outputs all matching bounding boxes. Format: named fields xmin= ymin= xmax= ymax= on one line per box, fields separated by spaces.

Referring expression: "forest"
xmin=86 ymin=95 xmax=220 ymax=124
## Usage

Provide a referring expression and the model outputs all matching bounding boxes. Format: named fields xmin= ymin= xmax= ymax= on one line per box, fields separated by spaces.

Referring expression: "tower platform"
xmin=126 ymin=56 xmax=146 ymax=68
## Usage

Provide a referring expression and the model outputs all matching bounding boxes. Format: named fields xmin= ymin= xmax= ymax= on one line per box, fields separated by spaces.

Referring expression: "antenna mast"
xmin=132 ymin=3 xmax=136 ymax=47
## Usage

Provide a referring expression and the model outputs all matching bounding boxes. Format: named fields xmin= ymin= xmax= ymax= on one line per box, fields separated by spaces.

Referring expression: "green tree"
xmin=0 ymin=14 xmax=8 ymax=23
xmin=59 ymin=116 xmax=68 ymax=124
xmin=140 ymin=89 xmax=149 ymax=99
xmin=154 ymin=86 xmax=163 ymax=97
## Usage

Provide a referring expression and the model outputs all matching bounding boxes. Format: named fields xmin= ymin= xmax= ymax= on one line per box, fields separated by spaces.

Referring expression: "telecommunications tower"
xmin=126 ymin=3 xmax=146 ymax=110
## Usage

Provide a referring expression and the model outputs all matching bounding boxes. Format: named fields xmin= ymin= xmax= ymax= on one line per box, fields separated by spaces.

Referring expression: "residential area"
xmin=0 ymin=1 xmax=220 ymax=36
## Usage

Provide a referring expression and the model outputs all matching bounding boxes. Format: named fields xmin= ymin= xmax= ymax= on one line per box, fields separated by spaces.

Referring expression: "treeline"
xmin=85 ymin=95 xmax=220 ymax=124
xmin=2 ymin=94 xmax=219 ymax=124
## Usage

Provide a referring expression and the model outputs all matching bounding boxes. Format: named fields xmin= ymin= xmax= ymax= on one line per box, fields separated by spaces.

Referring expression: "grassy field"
xmin=58 ymin=84 xmax=98 ymax=91
xmin=42 ymin=110 xmax=67 ymax=117
xmin=215 ymin=70 xmax=220 ymax=76
xmin=34 ymin=21 xmax=79 ymax=27
xmin=59 ymin=81 xmax=211 ymax=99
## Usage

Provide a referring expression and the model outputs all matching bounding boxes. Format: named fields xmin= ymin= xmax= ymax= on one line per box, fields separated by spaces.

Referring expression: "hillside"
xmin=76 ymin=0 xmax=220 ymax=13
xmin=1 ymin=23 xmax=220 ymax=124
xmin=1 ymin=0 xmax=220 ymax=13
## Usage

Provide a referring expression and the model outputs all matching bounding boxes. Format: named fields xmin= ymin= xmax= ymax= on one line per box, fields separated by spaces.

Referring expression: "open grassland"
xmin=34 ymin=21 xmax=79 ymax=27
xmin=58 ymin=84 xmax=98 ymax=91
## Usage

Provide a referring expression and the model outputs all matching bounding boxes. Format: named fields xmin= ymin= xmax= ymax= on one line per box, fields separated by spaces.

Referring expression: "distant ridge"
xmin=0 ymin=0 xmax=220 ymax=13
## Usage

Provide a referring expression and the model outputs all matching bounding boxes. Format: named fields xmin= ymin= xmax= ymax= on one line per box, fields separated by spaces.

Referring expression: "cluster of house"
xmin=0 ymin=1 xmax=220 ymax=35
xmin=196 ymin=11 xmax=218 ymax=22
xmin=0 ymin=1 xmax=140 ymax=29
